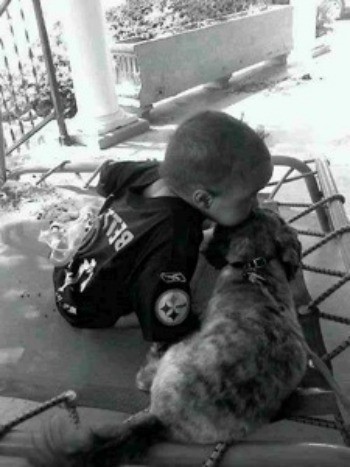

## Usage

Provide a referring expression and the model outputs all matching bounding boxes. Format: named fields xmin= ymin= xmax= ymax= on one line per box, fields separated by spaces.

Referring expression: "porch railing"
xmin=0 ymin=0 xmax=70 ymax=184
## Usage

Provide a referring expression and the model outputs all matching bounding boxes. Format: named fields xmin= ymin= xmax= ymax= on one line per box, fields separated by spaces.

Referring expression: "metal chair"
xmin=269 ymin=156 xmax=350 ymax=445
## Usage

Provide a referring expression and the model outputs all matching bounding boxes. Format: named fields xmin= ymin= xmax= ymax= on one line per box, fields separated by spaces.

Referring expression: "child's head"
xmin=159 ymin=110 xmax=273 ymax=226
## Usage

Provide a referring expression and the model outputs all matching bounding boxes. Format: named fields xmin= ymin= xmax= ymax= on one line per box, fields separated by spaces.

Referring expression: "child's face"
xmin=207 ymin=159 xmax=273 ymax=227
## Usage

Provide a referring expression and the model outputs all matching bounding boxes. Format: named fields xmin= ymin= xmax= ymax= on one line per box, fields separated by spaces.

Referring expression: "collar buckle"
xmin=243 ymin=271 xmax=267 ymax=284
xmin=248 ymin=257 xmax=267 ymax=270
xmin=242 ymin=257 xmax=268 ymax=284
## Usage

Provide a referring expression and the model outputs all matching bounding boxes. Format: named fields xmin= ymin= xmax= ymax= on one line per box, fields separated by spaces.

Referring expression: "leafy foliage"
xmin=106 ymin=0 xmax=268 ymax=42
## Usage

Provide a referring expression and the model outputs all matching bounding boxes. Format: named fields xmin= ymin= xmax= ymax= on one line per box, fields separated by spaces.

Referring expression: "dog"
xmin=29 ymin=208 xmax=308 ymax=467
xmin=64 ymin=207 xmax=306 ymax=466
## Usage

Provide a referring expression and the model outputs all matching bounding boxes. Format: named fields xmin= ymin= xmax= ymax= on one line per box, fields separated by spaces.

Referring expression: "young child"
xmin=53 ymin=110 xmax=273 ymax=390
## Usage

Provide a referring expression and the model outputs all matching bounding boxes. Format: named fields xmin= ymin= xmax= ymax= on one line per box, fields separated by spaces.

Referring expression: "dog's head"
xmin=205 ymin=208 xmax=301 ymax=280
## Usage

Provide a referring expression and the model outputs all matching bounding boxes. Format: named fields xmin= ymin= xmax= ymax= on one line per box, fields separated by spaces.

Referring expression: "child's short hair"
xmin=159 ymin=110 xmax=271 ymax=195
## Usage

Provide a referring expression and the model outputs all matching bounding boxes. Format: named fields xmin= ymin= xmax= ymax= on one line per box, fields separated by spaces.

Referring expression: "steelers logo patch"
xmin=155 ymin=289 xmax=190 ymax=326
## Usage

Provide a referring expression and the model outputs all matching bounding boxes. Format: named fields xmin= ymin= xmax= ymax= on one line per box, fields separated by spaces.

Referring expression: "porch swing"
xmin=0 ymin=155 xmax=350 ymax=466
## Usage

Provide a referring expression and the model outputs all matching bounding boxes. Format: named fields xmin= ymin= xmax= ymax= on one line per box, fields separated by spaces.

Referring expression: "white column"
xmin=290 ymin=0 xmax=317 ymax=63
xmin=59 ymin=0 xmax=138 ymax=136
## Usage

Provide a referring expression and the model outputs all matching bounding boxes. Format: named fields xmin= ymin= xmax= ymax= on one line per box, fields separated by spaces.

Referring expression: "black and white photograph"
xmin=1 ymin=1 xmax=350 ymax=466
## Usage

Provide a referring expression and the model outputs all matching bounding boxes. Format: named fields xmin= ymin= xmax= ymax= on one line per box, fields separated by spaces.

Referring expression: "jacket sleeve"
xmin=96 ymin=160 xmax=126 ymax=198
xmin=96 ymin=160 xmax=160 ymax=198
xmin=129 ymin=220 xmax=203 ymax=342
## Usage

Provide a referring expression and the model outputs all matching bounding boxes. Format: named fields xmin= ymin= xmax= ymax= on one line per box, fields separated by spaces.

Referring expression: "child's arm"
xmin=130 ymin=260 xmax=200 ymax=343
xmin=129 ymin=225 xmax=202 ymax=343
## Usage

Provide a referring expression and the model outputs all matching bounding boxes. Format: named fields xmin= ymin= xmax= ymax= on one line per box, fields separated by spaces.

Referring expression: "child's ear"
xmin=192 ymin=189 xmax=213 ymax=211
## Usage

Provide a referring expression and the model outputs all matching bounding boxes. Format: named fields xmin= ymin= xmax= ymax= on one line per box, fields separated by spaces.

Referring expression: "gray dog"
xmin=29 ymin=208 xmax=308 ymax=467
xmin=83 ymin=208 xmax=307 ymax=466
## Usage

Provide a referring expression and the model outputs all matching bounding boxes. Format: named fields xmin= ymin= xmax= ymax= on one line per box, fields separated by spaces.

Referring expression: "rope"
xmin=319 ymin=312 xmax=350 ymax=326
xmin=35 ymin=160 xmax=71 ymax=185
xmin=307 ymin=273 xmax=350 ymax=309
xmin=0 ymin=390 xmax=79 ymax=439
xmin=301 ymin=263 xmax=345 ymax=278
xmin=288 ymin=194 xmax=345 ymax=224
xmin=322 ymin=336 xmax=350 ymax=363
xmin=277 ymin=201 xmax=312 ymax=208
xmin=287 ymin=415 xmax=338 ymax=430
xmin=202 ymin=442 xmax=229 ymax=467
xmin=121 ymin=408 xmax=229 ymax=467
xmin=302 ymin=226 xmax=350 ymax=258
xmin=334 ymin=410 xmax=350 ymax=446
xmin=267 ymin=171 xmax=317 ymax=187
xmin=83 ymin=160 xmax=108 ymax=189
xmin=295 ymin=228 xmax=325 ymax=237
xmin=267 ymin=167 xmax=294 ymax=199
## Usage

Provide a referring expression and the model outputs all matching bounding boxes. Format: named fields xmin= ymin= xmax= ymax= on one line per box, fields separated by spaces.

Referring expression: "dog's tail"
xmin=86 ymin=410 xmax=166 ymax=467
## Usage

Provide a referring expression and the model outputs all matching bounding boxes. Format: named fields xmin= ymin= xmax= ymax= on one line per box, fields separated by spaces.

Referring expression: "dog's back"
xmin=150 ymin=210 xmax=306 ymax=443
xmin=149 ymin=252 xmax=307 ymax=444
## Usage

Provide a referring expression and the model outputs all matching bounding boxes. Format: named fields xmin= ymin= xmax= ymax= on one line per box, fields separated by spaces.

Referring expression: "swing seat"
xmin=0 ymin=156 xmax=350 ymax=466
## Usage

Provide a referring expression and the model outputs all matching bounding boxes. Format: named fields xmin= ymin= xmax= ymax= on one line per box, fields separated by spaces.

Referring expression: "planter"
xmin=111 ymin=5 xmax=293 ymax=117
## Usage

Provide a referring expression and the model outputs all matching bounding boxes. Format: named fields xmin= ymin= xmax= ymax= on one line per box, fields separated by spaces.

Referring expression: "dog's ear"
xmin=275 ymin=218 xmax=302 ymax=280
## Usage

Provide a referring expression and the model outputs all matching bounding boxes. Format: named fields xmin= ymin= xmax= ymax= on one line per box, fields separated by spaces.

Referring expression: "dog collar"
xmin=208 ymin=253 xmax=268 ymax=274
xmin=229 ymin=257 xmax=267 ymax=270
xmin=228 ymin=257 xmax=269 ymax=284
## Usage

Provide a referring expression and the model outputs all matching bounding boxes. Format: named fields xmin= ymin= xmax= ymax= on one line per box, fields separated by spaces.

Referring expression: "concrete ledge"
xmin=111 ymin=6 xmax=293 ymax=114
xmin=69 ymin=118 xmax=150 ymax=150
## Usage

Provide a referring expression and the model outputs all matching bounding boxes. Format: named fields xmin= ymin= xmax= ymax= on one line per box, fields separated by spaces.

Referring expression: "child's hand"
xmin=38 ymin=205 xmax=98 ymax=267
